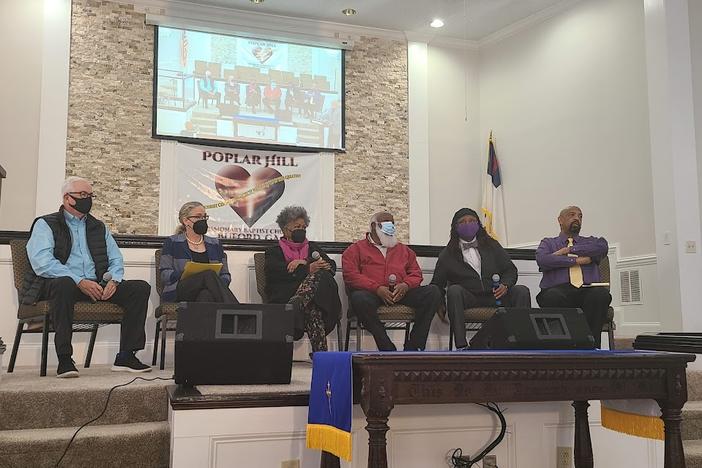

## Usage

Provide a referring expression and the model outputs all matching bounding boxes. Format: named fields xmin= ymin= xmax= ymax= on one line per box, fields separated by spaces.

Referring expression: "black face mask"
xmin=192 ymin=219 xmax=208 ymax=235
xmin=290 ymin=228 xmax=306 ymax=243
xmin=69 ymin=195 xmax=92 ymax=214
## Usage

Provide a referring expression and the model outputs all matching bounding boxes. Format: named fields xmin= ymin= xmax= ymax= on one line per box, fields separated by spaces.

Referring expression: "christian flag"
xmin=481 ymin=131 xmax=508 ymax=244
xmin=306 ymin=352 xmax=353 ymax=461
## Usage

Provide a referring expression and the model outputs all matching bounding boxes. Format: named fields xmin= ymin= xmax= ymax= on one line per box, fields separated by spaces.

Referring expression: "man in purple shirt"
xmin=535 ymin=206 xmax=611 ymax=347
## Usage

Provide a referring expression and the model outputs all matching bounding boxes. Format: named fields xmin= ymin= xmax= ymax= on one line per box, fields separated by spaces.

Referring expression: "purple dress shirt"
xmin=536 ymin=233 xmax=609 ymax=289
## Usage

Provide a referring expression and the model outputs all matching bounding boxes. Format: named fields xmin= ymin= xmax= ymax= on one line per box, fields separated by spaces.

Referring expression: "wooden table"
xmin=321 ymin=350 xmax=695 ymax=468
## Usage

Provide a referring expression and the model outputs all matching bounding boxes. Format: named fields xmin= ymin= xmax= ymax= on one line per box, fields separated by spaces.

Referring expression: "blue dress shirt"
xmin=26 ymin=210 xmax=124 ymax=284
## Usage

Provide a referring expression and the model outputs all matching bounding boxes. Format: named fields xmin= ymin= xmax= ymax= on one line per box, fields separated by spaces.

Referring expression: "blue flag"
xmin=306 ymin=352 xmax=353 ymax=461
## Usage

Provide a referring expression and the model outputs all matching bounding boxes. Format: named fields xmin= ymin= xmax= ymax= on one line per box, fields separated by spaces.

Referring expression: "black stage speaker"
xmin=174 ymin=302 xmax=294 ymax=386
xmin=469 ymin=308 xmax=595 ymax=350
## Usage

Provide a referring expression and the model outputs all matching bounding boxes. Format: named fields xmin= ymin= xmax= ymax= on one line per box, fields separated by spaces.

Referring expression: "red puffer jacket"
xmin=342 ymin=235 xmax=423 ymax=292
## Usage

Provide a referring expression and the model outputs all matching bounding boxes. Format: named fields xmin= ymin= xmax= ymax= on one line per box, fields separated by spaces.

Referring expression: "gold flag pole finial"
xmin=489 ymin=130 xmax=493 ymax=142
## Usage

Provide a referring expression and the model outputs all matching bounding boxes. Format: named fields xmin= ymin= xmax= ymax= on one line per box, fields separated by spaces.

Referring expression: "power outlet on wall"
xmin=281 ymin=460 xmax=300 ymax=468
xmin=557 ymin=446 xmax=573 ymax=468
xmin=483 ymin=454 xmax=497 ymax=468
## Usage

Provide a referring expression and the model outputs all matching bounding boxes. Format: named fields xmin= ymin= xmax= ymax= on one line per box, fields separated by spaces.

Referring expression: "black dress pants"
xmin=536 ymin=284 xmax=612 ymax=347
xmin=176 ymin=270 xmax=239 ymax=304
xmin=446 ymin=284 xmax=532 ymax=349
xmin=42 ymin=276 xmax=150 ymax=357
xmin=349 ymin=285 xmax=441 ymax=351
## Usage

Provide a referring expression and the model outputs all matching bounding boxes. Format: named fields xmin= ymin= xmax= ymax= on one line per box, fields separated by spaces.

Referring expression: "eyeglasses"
xmin=67 ymin=191 xmax=96 ymax=199
xmin=187 ymin=215 xmax=210 ymax=221
xmin=286 ymin=223 xmax=307 ymax=231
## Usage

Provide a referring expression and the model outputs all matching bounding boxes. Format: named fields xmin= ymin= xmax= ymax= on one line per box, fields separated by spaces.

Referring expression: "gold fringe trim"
xmin=601 ymin=406 xmax=664 ymax=440
xmin=306 ymin=424 xmax=352 ymax=461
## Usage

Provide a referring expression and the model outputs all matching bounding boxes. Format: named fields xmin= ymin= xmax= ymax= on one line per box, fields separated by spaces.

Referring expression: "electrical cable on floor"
xmin=55 ymin=376 xmax=174 ymax=468
xmin=450 ymin=402 xmax=507 ymax=468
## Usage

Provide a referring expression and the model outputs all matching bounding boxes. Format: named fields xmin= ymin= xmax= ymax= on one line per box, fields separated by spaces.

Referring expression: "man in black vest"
xmin=24 ymin=176 xmax=151 ymax=377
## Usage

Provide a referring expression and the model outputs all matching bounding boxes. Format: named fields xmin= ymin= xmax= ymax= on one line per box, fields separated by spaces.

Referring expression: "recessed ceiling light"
xmin=342 ymin=8 xmax=357 ymax=16
xmin=430 ymin=18 xmax=444 ymax=28
xmin=250 ymin=0 xmax=264 ymax=4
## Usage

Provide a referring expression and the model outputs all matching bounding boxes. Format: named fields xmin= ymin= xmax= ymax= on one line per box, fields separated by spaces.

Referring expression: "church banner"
xmin=171 ymin=143 xmax=322 ymax=240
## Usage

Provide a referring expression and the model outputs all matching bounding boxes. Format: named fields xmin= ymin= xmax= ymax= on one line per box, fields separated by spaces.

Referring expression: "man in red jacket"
xmin=342 ymin=211 xmax=441 ymax=351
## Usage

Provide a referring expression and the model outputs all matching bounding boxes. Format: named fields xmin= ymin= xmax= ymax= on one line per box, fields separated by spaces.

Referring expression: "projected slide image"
xmin=155 ymin=26 xmax=344 ymax=150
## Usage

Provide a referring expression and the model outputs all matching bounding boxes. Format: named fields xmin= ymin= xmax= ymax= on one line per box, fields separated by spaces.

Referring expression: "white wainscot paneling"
xmin=169 ymin=401 xmax=662 ymax=468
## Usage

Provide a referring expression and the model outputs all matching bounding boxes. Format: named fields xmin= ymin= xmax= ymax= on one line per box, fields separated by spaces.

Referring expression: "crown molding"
xmin=479 ymin=0 xmax=582 ymax=48
xmin=124 ymin=0 xmax=407 ymax=47
xmin=119 ymin=0 xmax=582 ymax=51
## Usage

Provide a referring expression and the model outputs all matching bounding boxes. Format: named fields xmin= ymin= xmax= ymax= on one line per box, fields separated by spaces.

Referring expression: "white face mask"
xmin=374 ymin=225 xmax=398 ymax=248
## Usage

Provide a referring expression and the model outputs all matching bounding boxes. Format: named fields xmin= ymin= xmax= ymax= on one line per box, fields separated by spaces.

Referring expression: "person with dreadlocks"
xmin=431 ymin=207 xmax=531 ymax=350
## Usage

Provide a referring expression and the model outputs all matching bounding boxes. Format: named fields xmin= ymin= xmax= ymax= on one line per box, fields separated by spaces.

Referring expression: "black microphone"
xmin=89 ymin=272 xmax=113 ymax=303
xmin=388 ymin=274 xmax=397 ymax=293
xmin=492 ymin=273 xmax=502 ymax=306
xmin=100 ymin=272 xmax=113 ymax=288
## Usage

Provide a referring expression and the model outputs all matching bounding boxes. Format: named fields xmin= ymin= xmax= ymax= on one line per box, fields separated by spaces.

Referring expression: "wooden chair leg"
xmin=160 ymin=318 xmax=168 ymax=370
xmin=152 ymin=319 xmax=160 ymax=366
xmin=40 ymin=316 xmax=50 ymax=377
xmin=84 ymin=324 xmax=98 ymax=368
xmin=356 ymin=318 xmax=362 ymax=352
xmin=344 ymin=318 xmax=351 ymax=352
xmin=448 ymin=326 xmax=454 ymax=351
xmin=404 ymin=323 xmax=411 ymax=348
xmin=7 ymin=321 xmax=23 ymax=373
xmin=608 ymin=327 xmax=615 ymax=350
xmin=335 ymin=320 xmax=343 ymax=352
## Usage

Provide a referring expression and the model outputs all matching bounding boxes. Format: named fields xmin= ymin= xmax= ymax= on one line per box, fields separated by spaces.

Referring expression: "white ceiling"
xmin=174 ymin=0 xmax=567 ymax=41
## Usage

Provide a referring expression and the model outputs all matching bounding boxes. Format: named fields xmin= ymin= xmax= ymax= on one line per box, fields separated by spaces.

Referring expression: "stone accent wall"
xmin=336 ymin=37 xmax=409 ymax=242
xmin=66 ymin=2 xmax=410 ymax=239
xmin=66 ymin=0 xmax=160 ymax=234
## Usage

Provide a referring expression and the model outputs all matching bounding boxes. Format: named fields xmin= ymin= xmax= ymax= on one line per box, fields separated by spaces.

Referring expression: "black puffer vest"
xmin=19 ymin=207 xmax=108 ymax=305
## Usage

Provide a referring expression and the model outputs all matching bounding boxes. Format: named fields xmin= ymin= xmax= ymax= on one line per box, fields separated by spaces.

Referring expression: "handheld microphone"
xmin=310 ymin=251 xmax=321 ymax=262
xmin=388 ymin=274 xmax=397 ymax=292
xmin=100 ymin=272 xmax=113 ymax=288
xmin=492 ymin=273 xmax=502 ymax=306
xmin=89 ymin=272 xmax=113 ymax=303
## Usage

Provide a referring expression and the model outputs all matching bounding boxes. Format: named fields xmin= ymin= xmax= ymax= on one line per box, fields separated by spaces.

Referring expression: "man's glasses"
xmin=67 ymin=191 xmax=96 ymax=199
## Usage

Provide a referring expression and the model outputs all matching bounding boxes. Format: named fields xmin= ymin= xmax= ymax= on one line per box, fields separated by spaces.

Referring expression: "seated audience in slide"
xmin=24 ymin=176 xmax=151 ymax=377
xmin=224 ymin=76 xmax=241 ymax=106
xmin=246 ymin=83 xmax=261 ymax=113
xmin=342 ymin=212 xmax=441 ymax=351
xmin=431 ymin=208 xmax=531 ymax=350
xmin=284 ymin=86 xmax=299 ymax=112
xmin=263 ymin=82 xmax=282 ymax=112
xmin=264 ymin=206 xmax=341 ymax=352
xmin=535 ymin=206 xmax=611 ymax=347
xmin=159 ymin=202 xmax=238 ymax=304
xmin=198 ymin=70 xmax=219 ymax=108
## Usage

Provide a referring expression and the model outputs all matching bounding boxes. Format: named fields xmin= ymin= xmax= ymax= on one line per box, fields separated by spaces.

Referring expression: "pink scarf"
xmin=279 ymin=237 xmax=309 ymax=263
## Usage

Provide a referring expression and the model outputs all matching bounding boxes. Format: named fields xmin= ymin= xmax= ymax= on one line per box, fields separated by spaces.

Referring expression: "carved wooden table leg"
xmin=359 ymin=368 xmax=394 ymax=468
xmin=320 ymin=451 xmax=341 ymax=468
xmin=659 ymin=404 xmax=686 ymax=468
xmin=366 ymin=414 xmax=391 ymax=468
xmin=572 ymin=401 xmax=594 ymax=468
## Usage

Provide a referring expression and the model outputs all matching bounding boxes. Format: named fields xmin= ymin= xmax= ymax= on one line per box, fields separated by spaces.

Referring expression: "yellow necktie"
xmin=567 ymin=237 xmax=583 ymax=288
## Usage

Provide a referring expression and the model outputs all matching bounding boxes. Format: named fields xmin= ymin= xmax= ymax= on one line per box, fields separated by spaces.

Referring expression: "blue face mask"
xmin=379 ymin=221 xmax=396 ymax=236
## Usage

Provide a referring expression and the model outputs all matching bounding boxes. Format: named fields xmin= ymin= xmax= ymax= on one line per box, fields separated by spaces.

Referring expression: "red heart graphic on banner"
xmin=214 ymin=166 xmax=285 ymax=227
